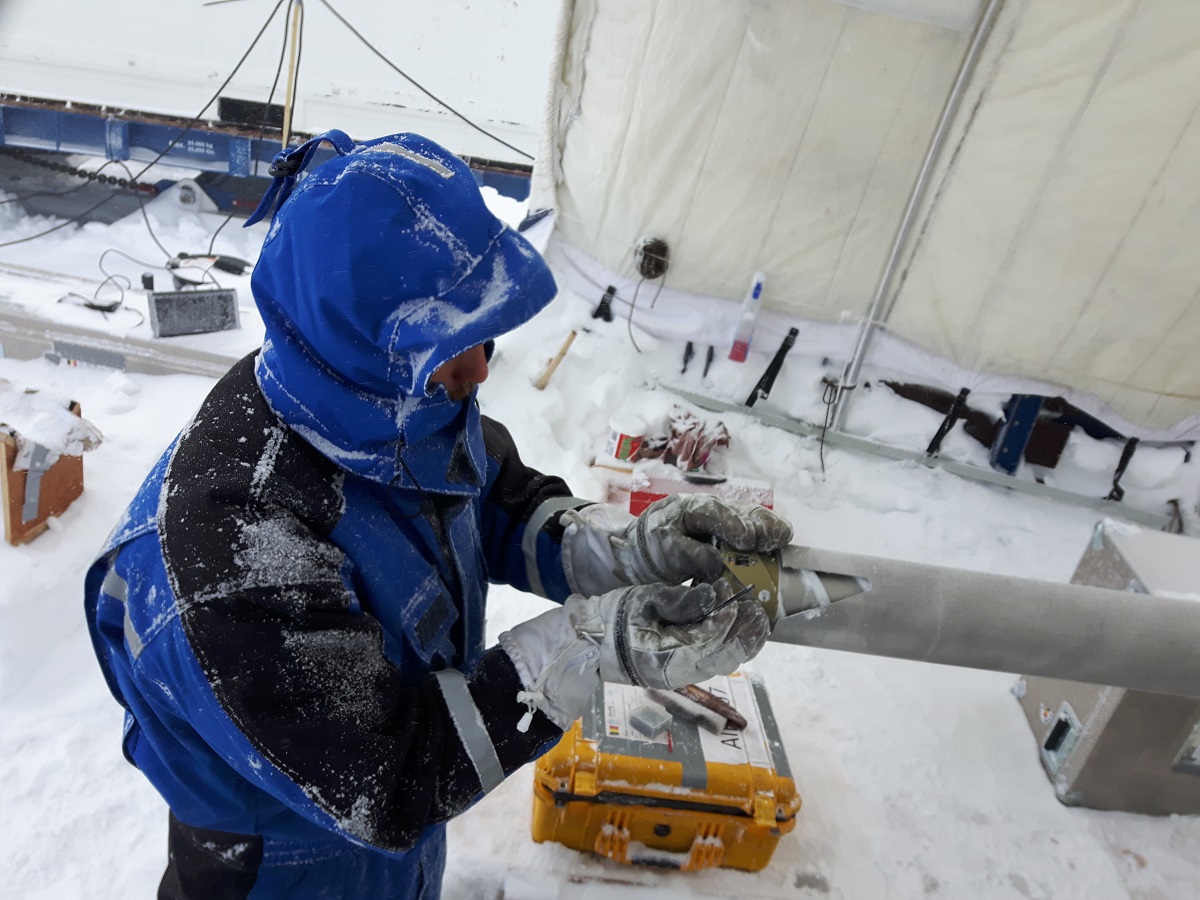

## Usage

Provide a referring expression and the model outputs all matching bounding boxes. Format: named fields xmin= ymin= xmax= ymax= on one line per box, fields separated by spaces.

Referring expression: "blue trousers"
xmin=158 ymin=813 xmax=446 ymax=900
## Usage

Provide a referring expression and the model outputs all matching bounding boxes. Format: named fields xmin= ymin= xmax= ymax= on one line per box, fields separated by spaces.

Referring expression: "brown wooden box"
xmin=1 ymin=401 xmax=86 ymax=545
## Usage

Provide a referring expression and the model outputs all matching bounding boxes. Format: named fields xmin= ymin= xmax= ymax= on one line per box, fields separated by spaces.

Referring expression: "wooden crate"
xmin=1 ymin=401 xmax=86 ymax=545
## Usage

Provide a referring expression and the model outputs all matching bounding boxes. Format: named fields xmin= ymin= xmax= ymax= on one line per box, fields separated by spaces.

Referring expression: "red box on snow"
xmin=628 ymin=466 xmax=773 ymax=516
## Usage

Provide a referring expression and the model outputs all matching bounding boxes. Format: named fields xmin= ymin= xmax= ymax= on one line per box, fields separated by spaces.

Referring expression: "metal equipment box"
xmin=531 ymin=672 xmax=800 ymax=871
xmin=1015 ymin=521 xmax=1200 ymax=814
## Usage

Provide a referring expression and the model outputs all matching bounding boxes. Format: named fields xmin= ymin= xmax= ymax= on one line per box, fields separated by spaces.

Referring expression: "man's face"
xmin=428 ymin=344 xmax=489 ymax=401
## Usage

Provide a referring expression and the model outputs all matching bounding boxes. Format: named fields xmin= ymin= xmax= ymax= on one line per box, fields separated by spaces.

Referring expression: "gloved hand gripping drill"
xmin=500 ymin=495 xmax=793 ymax=730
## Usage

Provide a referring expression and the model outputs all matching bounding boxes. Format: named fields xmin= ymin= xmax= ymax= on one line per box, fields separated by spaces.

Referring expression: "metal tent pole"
xmin=280 ymin=0 xmax=304 ymax=147
xmin=827 ymin=0 xmax=1005 ymax=432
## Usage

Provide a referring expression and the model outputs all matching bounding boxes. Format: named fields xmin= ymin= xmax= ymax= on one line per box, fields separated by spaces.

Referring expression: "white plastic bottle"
xmin=728 ymin=272 xmax=765 ymax=362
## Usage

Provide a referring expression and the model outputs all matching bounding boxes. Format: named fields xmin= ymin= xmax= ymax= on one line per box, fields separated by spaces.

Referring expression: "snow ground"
xmin=1 ymin=185 xmax=1199 ymax=899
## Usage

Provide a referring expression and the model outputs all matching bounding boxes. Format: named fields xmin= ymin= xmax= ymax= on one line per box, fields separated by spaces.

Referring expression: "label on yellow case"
xmin=600 ymin=675 xmax=773 ymax=769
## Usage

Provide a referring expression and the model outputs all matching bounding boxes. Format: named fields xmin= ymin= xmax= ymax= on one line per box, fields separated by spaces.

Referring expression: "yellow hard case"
xmin=531 ymin=672 xmax=800 ymax=872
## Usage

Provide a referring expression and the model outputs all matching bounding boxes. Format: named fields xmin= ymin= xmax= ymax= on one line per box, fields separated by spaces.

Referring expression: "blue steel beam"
xmin=1 ymin=103 xmax=531 ymax=199
xmin=1 ymin=103 xmax=279 ymax=176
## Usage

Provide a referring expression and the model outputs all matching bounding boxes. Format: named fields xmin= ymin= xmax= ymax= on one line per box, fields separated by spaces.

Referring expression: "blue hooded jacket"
xmin=85 ymin=132 xmax=588 ymax=898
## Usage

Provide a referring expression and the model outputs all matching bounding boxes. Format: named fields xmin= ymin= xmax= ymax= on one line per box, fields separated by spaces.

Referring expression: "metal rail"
xmin=0 ymin=299 xmax=245 ymax=378
xmin=667 ymin=386 xmax=1174 ymax=530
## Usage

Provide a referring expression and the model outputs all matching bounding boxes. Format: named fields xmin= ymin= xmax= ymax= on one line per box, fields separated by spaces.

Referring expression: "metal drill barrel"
xmin=766 ymin=545 xmax=1200 ymax=698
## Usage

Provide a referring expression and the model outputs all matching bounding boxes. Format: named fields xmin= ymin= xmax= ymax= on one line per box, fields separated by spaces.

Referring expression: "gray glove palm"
xmin=563 ymin=494 xmax=793 ymax=597
xmin=583 ymin=580 xmax=771 ymax=689
xmin=498 ymin=580 xmax=770 ymax=729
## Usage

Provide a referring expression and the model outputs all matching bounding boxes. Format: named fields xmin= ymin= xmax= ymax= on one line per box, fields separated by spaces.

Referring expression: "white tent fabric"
xmin=892 ymin=0 xmax=1200 ymax=436
xmin=533 ymin=0 xmax=1200 ymax=440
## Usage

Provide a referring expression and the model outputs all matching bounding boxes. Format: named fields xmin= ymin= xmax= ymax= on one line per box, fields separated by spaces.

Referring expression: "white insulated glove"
xmin=562 ymin=494 xmax=794 ymax=597
xmin=499 ymin=604 xmax=603 ymax=731
xmin=585 ymin=580 xmax=772 ymax=690
xmin=499 ymin=580 xmax=771 ymax=729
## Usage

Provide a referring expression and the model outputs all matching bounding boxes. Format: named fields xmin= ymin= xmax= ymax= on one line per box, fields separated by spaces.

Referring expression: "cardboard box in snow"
xmin=1 ymin=382 xmax=102 ymax=545
xmin=628 ymin=462 xmax=774 ymax=516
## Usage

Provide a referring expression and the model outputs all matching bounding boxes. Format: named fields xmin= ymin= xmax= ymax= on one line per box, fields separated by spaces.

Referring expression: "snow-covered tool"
xmin=676 ymin=683 xmax=747 ymax=730
xmin=925 ymin=386 xmax=971 ymax=457
xmin=533 ymin=330 xmax=577 ymax=390
xmin=745 ymin=326 xmax=798 ymax=407
xmin=645 ymin=687 xmax=725 ymax=734
xmin=592 ymin=284 xmax=616 ymax=322
xmin=719 ymin=532 xmax=1200 ymax=698
xmin=1106 ymin=437 xmax=1139 ymax=502
xmin=174 ymin=252 xmax=252 ymax=276
xmin=680 ymin=340 xmax=694 ymax=373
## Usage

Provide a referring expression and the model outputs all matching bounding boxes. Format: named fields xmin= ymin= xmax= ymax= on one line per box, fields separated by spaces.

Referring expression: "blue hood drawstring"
xmin=244 ymin=129 xmax=358 ymax=228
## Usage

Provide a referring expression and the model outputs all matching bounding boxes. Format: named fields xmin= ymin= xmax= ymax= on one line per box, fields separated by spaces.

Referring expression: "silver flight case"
xmin=1014 ymin=521 xmax=1200 ymax=814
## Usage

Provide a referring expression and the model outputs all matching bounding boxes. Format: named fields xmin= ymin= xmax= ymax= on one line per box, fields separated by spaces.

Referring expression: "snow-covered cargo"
xmin=0 ymin=384 xmax=99 ymax=544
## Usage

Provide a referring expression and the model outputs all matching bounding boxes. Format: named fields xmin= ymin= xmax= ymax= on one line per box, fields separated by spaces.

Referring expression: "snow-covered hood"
xmin=245 ymin=131 xmax=557 ymax=493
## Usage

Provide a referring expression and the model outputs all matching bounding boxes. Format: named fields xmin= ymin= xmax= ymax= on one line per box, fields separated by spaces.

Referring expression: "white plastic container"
xmin=603 ymin=412 xmax=646 ymax=462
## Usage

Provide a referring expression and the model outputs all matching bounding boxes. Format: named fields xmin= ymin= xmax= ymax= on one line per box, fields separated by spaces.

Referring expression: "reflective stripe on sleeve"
xmin=103 ymin=564 xmax=144 ymax=660
xmin=521 ymin=496 xmax=590 ymax=597
xmin=432 ymin=668 xmax=505 ymax=794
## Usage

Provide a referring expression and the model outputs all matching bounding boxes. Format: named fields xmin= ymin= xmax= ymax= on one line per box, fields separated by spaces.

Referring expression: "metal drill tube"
xmin=771 ymin=545 xmax=1200 ymax=698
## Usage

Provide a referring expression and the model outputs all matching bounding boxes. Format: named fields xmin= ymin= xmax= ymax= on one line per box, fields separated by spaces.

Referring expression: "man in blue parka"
xmin=84 ymin=130 xmax=792 ymax=898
